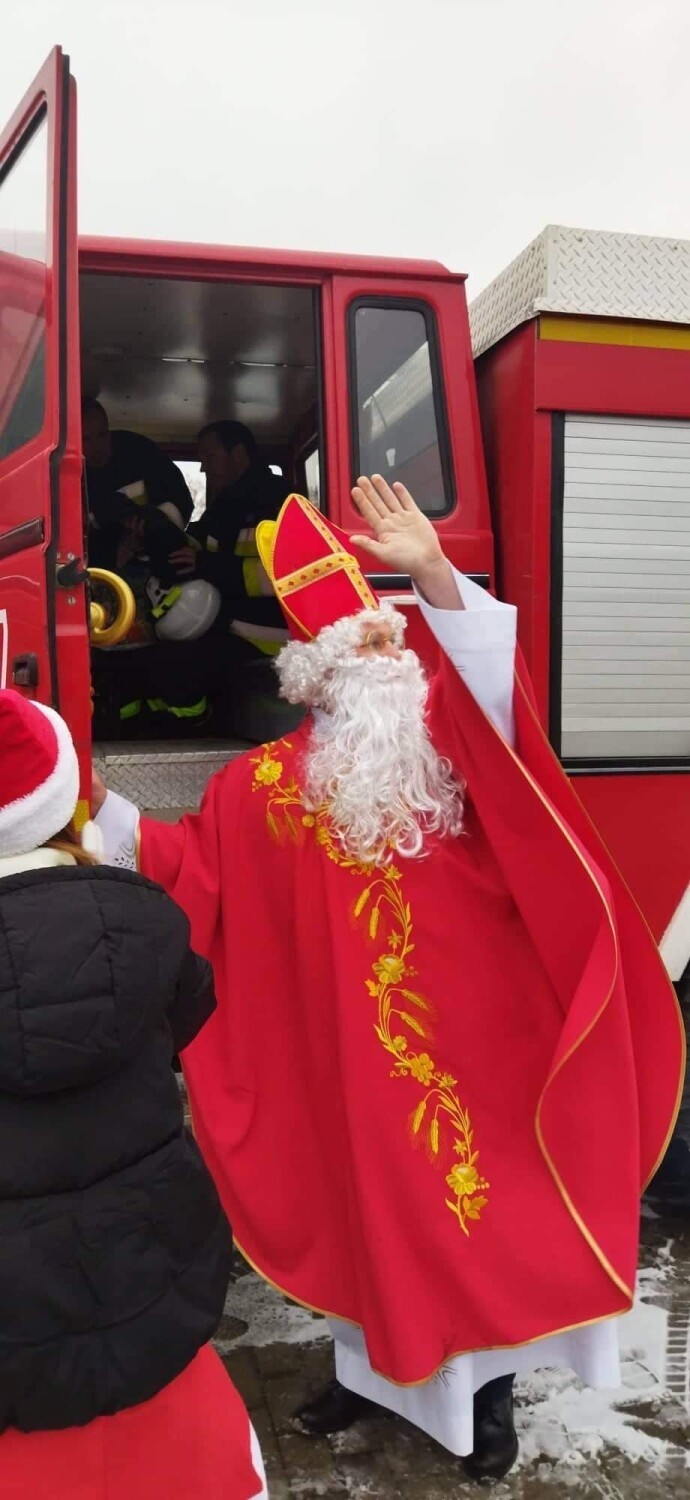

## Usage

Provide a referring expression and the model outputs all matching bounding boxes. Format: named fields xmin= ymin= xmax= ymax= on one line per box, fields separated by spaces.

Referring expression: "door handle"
xmin=11 ymin=653 xmax=39 ymax=689
xmin=56 ymin=557 xmax=89 ymax=589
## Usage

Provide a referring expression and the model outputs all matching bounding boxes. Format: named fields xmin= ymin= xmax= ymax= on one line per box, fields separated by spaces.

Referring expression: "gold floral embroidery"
xmin=251 ymin=742 xmax=489 ymax=1235
xmin=253 ymin=750 xmax=283 ymax=788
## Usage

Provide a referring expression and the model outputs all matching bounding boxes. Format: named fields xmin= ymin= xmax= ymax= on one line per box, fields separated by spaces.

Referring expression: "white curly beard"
xmin=275 ymin=611 xmax=464 ymax=865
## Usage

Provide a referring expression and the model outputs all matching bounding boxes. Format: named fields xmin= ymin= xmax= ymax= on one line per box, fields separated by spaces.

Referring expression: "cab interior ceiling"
xmin=79 ymin=273 xmax=318 ymax=449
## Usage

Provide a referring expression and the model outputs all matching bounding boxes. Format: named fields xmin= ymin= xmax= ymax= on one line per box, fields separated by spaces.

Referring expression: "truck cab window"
xmin=304 ymin=445 xmax=321 ymax=508
xmin=175 ymin=460 xmax=207 ymax=521
xmin=350 ymin=301 xmax=453 ymax=516
xmin=0 ymin=110 xmax=47 ymax=462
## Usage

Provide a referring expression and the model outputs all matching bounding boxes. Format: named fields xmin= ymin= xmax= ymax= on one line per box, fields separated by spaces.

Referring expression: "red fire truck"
xmin=1 ymin=49 xmax=689 ymax=994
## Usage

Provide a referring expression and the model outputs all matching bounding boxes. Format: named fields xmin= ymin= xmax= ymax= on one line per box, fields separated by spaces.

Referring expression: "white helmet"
xmin=148 ymin=577 xmax=222 ymax=642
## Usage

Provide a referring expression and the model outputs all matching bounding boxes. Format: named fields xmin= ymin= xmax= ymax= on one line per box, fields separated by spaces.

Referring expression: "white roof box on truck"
xmin=469 ymin=224 xmax=690 ymax=357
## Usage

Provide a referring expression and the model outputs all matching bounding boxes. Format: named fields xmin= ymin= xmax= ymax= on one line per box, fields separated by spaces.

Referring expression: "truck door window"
xmin=0 ymin=109 xmax=48 ymax=462
xmin=349 ymin=300 xmax=453 ymax=516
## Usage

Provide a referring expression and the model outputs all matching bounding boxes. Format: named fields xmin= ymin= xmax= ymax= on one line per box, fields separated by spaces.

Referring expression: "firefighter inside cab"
xmin=85 ymin=409 xmax=288 ymax=736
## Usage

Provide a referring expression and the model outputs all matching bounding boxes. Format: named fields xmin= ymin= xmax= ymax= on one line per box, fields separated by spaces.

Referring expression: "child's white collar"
xmin=0 ymin=848 xmax=77 ymax=880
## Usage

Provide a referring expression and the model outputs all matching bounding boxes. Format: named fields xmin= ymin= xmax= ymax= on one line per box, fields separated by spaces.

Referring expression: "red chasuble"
xmin=140 ymin=656 xmax=684 ymax=1386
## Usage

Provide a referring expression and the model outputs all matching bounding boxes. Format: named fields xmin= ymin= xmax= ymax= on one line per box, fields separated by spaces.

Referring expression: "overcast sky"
xmin=2 ymin=0 xmax=689 ymax=296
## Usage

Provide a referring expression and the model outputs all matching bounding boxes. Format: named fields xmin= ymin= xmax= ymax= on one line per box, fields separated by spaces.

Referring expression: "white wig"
xmin=274 ymin=606 xmax=464 ymax=864
xmin=276 ymin=605 xmax=405 ymax=707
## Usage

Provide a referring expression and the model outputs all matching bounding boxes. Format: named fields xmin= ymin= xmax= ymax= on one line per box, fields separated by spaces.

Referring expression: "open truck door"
xmin=0 ymin=47 xmax=91 ymax=805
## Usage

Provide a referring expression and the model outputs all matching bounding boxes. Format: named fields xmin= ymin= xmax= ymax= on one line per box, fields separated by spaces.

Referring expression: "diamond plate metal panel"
xmin=546 ymin=226 xmax=690 ymax=323
xmin=94 ymin=741 xmax=248 ymax=811
xmin=469 ymin=228 xmax=549 ymax=356
xmin=470 ymin=225 xmax=690 ymax=357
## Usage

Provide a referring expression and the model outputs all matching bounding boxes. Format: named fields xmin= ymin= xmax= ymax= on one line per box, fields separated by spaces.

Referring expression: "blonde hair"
xmin=44 ymin=819 xmax=97 ymax=868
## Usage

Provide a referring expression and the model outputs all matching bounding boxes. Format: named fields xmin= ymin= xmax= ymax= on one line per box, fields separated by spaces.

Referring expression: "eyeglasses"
xmin=360 ymin=629 xmax=396 ymax=652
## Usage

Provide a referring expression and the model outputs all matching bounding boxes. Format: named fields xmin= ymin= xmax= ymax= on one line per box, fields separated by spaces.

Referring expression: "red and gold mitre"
xmin=256 ymin=494 xmax=377 ymax=642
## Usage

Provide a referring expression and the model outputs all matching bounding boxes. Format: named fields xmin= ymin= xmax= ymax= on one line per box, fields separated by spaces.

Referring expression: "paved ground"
xmin=213 ymin=1210 xmax=690 ymax=1498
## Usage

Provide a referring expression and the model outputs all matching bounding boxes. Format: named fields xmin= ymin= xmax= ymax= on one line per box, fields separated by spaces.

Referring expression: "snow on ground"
xmin=220 ymin=1271 xmax=329 ymax=1350
xmin=222 ymin=1245 xmax=689 ymax=1474
xmin=516 ymin=1258 xmax=685 ymax=1473
xmin=516 ymin=1360 xmax=666 ymax=1472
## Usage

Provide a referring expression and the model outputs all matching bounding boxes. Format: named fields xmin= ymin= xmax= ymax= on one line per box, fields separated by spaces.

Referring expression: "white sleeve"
xmin=414 ymin=567 xmax=517 ymax=746
xmin=95 ymin=790 xmax=141 ymax=870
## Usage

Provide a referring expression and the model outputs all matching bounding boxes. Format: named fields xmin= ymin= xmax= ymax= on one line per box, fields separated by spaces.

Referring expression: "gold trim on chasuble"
xmin=513 ymin=675 xmax=687 ymax=1200
xmin=461 ymin=669 xmax=685 ymax=1303
xmin=251 ymin=743 xmax=489 ymax=1236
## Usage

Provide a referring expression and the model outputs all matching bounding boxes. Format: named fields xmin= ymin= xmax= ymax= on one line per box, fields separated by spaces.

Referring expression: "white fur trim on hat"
xmin=0 ymin=702 xmax=80 ymax=858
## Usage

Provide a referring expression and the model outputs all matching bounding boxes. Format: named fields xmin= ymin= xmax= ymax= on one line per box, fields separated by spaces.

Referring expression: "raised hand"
xmin=351 ymin=475 xmax=462 ymax=610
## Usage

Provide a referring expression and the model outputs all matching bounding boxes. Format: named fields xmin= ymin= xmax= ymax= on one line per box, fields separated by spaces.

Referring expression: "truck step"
xmin=93 ymin=738 xmax=251 ymax=812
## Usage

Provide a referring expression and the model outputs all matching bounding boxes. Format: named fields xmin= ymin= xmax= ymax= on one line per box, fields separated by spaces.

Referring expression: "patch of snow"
xmin=516 ymin=1369 xmax=670 ymax=1470
xmin=515 ymin=1274 xmax=682 ymax=1472
xmin=342 ymin=1481 xmax=378 ymax=1498
xmin=289 ymin=1484 xmax=343 ymax=1498
xmin=220 ymin=1273 xmax=328 ymax=1350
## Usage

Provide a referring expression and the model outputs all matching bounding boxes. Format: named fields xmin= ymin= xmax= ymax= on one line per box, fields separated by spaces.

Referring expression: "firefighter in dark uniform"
xmin=83 ymin=398 xmax=214 ymax=731
xmin=91 ymin=419 xmax=288 ymax=736
xmin=83 ymin=398 xmax=194 ymax=546
xmin=168 ymin=420 xmax=289 ymax=663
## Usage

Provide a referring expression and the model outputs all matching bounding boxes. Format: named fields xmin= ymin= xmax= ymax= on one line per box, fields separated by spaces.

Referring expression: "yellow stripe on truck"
xmin=539 ymin=315 xmax=690 ymax=350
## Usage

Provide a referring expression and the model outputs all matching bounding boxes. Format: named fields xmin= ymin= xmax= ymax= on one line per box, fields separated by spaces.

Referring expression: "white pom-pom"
xmin=80 ymin=820 xmax=104 ymax=860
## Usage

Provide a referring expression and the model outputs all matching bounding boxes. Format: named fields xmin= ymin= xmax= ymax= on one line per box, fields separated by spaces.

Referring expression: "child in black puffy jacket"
xmin=0 ymin=688 xmax=265 ymax=1499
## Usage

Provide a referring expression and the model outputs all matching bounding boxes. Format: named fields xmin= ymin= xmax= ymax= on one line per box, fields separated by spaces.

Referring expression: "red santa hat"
xmin=0 ymin=690 xmax=80 ymax=858
xmin=256 ymin=493 xmax=378 ymax=641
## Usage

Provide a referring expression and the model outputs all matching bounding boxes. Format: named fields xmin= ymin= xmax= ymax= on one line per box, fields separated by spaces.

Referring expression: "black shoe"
xmin=462 ymin=1386 xmax=519 ymax=1483
xmin=293 ymin=1378 xmax=377 ymax=1436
